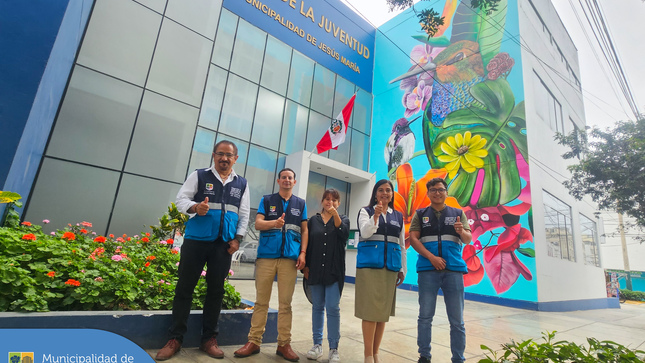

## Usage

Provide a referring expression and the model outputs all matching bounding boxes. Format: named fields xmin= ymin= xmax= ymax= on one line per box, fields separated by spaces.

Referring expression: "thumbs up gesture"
xmin=275 ymin=213 xmax=286 ymax=228
xmin=374 ymin=200 xmax=384 ymax=220
xmin=195 ymin=197 xmax=209 ymax=216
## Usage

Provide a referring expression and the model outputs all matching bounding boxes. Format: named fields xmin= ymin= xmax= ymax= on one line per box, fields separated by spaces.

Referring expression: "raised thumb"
xmin=203 ymin=197 xmax=209 ymax=204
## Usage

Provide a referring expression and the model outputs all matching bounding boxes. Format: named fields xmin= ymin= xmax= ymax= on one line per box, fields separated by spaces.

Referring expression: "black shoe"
xmin=418 ymin=357 xmax=430 ymax=363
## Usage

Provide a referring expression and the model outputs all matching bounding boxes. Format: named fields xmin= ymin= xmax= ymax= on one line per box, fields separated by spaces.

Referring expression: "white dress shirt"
xmin=176 ymin=166 xmax=250 ymax=238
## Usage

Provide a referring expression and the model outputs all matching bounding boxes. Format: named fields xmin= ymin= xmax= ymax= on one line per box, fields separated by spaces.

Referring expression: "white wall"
xmin=519 ymin=0 xmax=607 ymax=302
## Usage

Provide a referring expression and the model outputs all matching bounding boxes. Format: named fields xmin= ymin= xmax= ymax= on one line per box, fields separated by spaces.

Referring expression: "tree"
xmin=556 ymin=118 xmax=645 ymax=232
xmin=386 ymin=0 xmax=501 ymax=37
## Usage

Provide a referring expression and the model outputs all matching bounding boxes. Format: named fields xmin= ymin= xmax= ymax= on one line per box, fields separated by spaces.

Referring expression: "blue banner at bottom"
xmin=1 ymin=329 xmax=154 ymax=363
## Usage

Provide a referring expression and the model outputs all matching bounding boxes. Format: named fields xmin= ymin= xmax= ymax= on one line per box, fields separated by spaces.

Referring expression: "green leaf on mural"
xmin=517 ymin=247 xmax=536 ymax=258
xmin=430 ymin=78 xmax=527 ymax=208
xmin=448 ymin=0 xmax=508 ymax=69
xmin=412 ymin=35 xmax=452 ymax=47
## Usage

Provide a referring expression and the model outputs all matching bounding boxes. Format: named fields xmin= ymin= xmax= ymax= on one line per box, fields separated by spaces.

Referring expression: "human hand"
xmin=374 ymin=201 xmax=384 ymax=219
xmin=296 ymin=253 xmax=306 ymax=270
xmin=303 ymin=267 xmax=309 ymax=280
xmin=430 ymin=255 xmax=446 ymax=270
xmin=454 ymin=221 xmax=464 ymax=235
xmin=227 ymin=239 xmax=239 ymax=255
xmin=396 ymin=271 xmax=404 ymax=286
xmin=275 ymin=213 xmax=286 ymax=228
xmin=195 ymin=197 xmax=209 ymax=216
xmin=325 ymin=206 xmax=338 ymax=217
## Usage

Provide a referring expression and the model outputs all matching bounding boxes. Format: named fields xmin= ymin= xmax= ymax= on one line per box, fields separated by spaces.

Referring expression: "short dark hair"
xmin=213 ymin=140 xmax=238 ymax=155
xmin=426 ymin=177 xmax=447 ymax=190
xmin=278 ymin=168 xmax=296 ymax=180
xmin=368 ymin=179 xmax=395 ymax=209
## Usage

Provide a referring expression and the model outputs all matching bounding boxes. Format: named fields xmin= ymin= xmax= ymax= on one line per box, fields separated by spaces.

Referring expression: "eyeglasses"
xmin=428 ymin=188 xmax=447 ymax=194
xmin=214 ymin=152 xmax=236 ymax=158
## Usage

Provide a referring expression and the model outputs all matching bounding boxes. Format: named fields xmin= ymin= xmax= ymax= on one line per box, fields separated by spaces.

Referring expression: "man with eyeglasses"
xmin=408 ymin=177 xmax=472 ymax=363
xmin=156 ymin=140 xmax=250 ymax=360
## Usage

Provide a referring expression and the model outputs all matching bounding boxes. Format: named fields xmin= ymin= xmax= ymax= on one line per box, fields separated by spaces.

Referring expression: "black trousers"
xmin=169 ymin=238 xmax=232 ymax=343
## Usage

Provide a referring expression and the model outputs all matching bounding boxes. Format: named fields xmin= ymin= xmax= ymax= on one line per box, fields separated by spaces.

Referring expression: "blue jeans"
xmin=417 ymin=270 xmax=465 ymax=363
xmin=310 ymin=282 xmax=341 ymax=349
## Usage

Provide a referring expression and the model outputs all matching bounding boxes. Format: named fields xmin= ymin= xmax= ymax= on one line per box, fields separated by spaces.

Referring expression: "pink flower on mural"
xmin=486 ymin=52 xmax=515 ymax=80
xmin=400 ymin=44 xmax=444 ymax=92
xmin=483 ymin=225 xmax=533 ymax=293
xmin=404 ymin=80 xmax=432 ymax=117
xmin=462 ymin=244 xmax=484 ymax=287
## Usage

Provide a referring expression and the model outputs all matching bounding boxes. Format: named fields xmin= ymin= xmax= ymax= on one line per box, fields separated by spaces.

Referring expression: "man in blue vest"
xmin=234 ymin=168 xmax=308 ymax=362
xmin=156 ymin=140 xmax=250 ymax=360
xmin=409 ymin=177 xmax=472 ymax=363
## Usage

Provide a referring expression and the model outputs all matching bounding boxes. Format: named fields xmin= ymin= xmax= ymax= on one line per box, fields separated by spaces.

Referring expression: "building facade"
xmin=1 ymin=0 xmax=612 ymax=310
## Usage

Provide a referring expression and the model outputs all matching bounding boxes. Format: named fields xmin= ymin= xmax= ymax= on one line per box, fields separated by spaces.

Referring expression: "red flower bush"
xmin=64 ymin=279 xmax=81 ymax=287
xmin=22 ymin=233 xmax=36 ymax=241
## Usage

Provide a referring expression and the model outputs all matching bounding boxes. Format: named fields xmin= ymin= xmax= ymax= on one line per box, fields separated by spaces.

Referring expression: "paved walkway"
xmin=147 ymin=279 xmax=645 ymax=362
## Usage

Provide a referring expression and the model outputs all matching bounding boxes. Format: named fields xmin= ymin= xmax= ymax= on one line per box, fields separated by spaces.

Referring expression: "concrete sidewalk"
xmin=147 ymin=279 xmax=645 ymax=362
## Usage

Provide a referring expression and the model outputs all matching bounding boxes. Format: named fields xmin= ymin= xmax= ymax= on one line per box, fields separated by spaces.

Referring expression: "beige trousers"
xmin=248 ymin=258 xmax=297 ymax=346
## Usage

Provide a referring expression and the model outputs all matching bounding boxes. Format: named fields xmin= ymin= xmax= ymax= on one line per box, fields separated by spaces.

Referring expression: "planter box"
xmin=0 ymin=299 xmax=277 ymax=348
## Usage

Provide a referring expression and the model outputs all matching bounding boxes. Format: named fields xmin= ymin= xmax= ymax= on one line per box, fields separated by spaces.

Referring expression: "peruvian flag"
xmin=316 ymin=94 xmax=356 ymax=154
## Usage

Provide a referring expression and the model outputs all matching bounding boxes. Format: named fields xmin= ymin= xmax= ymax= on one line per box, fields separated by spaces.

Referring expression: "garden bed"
xmin=0 ymin=299 xmax=277 ymax=348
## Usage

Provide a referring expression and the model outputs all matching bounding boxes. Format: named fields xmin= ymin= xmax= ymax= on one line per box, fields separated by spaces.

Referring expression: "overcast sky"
xmin=341 ymin=0 xmax=645 ymax=129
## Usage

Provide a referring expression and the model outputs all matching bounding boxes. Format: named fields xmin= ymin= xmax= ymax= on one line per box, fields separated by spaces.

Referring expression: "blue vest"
xmin=258 ymin=193 xmax=306 ymax=260
xmin=356 ymin=207 xmax=403 ymax=272
xmin=183 ymin=168 xmax=247 ymax=242
xmin=416 ymin=206 xmax=468 ymax=273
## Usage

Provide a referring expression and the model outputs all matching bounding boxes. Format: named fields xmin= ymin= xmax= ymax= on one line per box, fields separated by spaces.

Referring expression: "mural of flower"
xmin=404 ymin=80 xmax=432 ymax=117
xmin=393 ymin=164 xmax=460 ymax=248
xmin=486 ymin=52 xmax=515 ymax=80
xmin=437 ymin=131 xmax=488 ymax=178
xmin=462 ymin=244 xmax=484 ymax=287
xmin=483 ymin=225 xmax=533 ymax=294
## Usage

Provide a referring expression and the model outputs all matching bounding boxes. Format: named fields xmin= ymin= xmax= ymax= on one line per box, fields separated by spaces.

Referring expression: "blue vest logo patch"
xmin=444 ymin=216 xmax=458 ymax=225
xmin=230 ymin=187 xmax=241 ymax=199
xmin=290 ymin=208 xmax=301 ymax=217
xmin=390 ymin=220 xmax=401 ymax=227
xmin=205 ymin=183 xmax=213 ymax=191
xmin=423 ymin=216 xmax=429 ymax=224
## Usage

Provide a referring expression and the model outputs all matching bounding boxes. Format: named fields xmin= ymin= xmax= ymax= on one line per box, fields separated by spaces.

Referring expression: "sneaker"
xmin=328 ymin=349 xmax=340 ymax=362
xmin=417 ymin=356 xmax=431 ymax=363
xmin=306 ymin=344 xmax=323 ymax=360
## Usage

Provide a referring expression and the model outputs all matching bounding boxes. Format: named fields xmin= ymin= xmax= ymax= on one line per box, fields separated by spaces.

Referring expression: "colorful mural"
xmin=373 ymin=0 xmax=536 ymax=301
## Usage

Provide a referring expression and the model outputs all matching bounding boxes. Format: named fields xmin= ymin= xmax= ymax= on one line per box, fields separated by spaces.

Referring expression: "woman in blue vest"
xmin=303 ymin=188 xmax=350 ymax=363
xmin=355 ymin=179 xmax=407 ymax=363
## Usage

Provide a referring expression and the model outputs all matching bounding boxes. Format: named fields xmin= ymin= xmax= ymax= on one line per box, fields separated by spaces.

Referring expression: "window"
xmin=543 ymin=191 xmax=575 ymax=261
xmin=305 ymin=172 xmax=351 ymax=218
xmin=533 ymin=72 xmax=564 ymax=133
xmin=580 ymin=214 xmax=600 ymax=267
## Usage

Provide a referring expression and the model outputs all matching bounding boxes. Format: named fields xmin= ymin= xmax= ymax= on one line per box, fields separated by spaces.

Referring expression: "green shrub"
xmin=620 ymin=289 xmax=645 ymax=302
xmin=0 ymin=220 xmax=241 ymax=312
xmin=479 ymin=331 xmax=645 ymax=362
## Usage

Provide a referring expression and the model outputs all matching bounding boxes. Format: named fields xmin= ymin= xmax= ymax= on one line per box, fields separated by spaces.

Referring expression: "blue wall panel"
xmin=0 ymin=0 xmax=70 ymax=187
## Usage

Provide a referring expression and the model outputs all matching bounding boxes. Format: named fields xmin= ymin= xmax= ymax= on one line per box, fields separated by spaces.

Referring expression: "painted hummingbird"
xmin=390 ymin=39 xmax=485 ymax=166
xmin=385 ymin=115 xmax=420 ymax=176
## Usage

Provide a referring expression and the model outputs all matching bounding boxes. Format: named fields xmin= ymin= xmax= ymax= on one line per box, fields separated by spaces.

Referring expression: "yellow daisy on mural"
xmin=437 ymin=131 xmax=488 ymax=179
